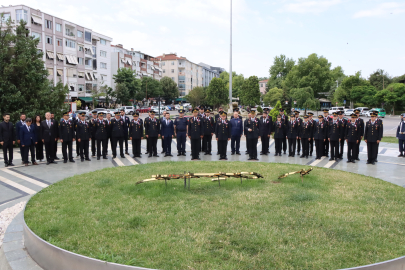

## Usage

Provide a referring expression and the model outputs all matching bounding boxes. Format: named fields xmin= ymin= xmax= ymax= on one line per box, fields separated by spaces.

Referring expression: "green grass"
xmin=25 ymin=162 xmax=405 ymax=270
xmin=380 ymin=137 xmax=399 ymax=144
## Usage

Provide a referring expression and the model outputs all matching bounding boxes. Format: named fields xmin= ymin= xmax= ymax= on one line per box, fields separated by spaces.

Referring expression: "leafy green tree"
xmin=351 ymin=86 xmax=378 ymax=107
xmin=392 ymin=74 xmax=405 ymax=84
xmin=115 ymin=83 xmax=130 ymax=105
xmin=185 ymin=86 xmax=206 ymax=108
xmin=283 ymin=53 xmax=335 ymax=97
xmin=140 ymin=77 xmax=163 ymax=100
xmin=160 ymin=76 xmax=179 ymax=100
xmin=290 ymin=87 xmax=320 ymax=114
xmin=240 ymin=76 xmax=261 ymax=107
xmin=263 ymin=87 xmax=283 ymax=106
xmin=374 ymin=83 xmax=405 ymax=115
xmin=232 ymin=74 xmax=245 ymax=98
xmin=206 ymin=78 xmax=228 ymax=109
xmin=113 ymin=68 xmax=141 ymax=103
xmin=219 ymin=71 xmax=237 ymax=85
xmin=269 ymin=101 xmax=283 ymax=120
xmin=267 ymin=54 xmax=295 ymax=90
xmin=333 ymin=71 xmax=370 ymax=104
xmin=105 ymin=87 xmax=116 ymax=107
xmin=0 ymin=19 xmax=68 ymax=122
xmin=369 ymin=69 xmax=392 ymax=90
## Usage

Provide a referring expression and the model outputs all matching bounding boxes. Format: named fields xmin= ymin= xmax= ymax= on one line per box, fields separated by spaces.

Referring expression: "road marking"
xmin=113 ymin=157 xmax=125 ymax=167
xmin=125 ymin=155 xmax=138 ymax=165
xmin=323 ymin=160 xmax=336 ymax=168
xmin=0 ymin=176 xmax=36 ymax=195
xmin=1 ymin=169 xmax=48 ymax=188
xmin=309 ymin=157 xmax=326 ymax=166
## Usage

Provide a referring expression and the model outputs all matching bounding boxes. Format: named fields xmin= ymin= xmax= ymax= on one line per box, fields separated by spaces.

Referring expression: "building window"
xmin=78 ymin=84 xmax=84 ymax=92
xmin=77 ymin=30 xmax=83 ymax=38
xmin=56 ymin=38 xmax=62 ymax=46
xmin=100 ymin=39 xmax=106 ymax=45
xmin=78 ymin=57 xmax=84 ymax=65
xmin=85 ymin=31 xmax=91 ymax=42
xmin=260 ymin=83 xmax=263 ymax=87
xmin=1 ymin=13 xmax=11 ymax=22
xmin=66 ymin=28 xmax=75 ymax=37
xmin=171 ymin=69 xmax=174 ymax=73
xmin=100 ymin=62 xmax=107 ymax=69
xmin=46 ymin=36 xmax=52 ymax=44
xmin=171 ymin=61 xmax=174 ymax=65
xmin=56 ymin=23 xmax=61 ymax=32
xmin=45 ymin=19 xmax=52 ymax=29
xmin=31 ymin=32 xmax=41 ymax=42
xmin=78 ymin=46 xmax=84 ymax=52
xmin=16 ymin=10 xmax=27 ymax=22
xmin=65 ymin=39 xmax=75 ymax=48
xmin=92 ymin=46 xmax=96 ymax=57
xmin=85 ymin=83 xmax=92 ymax=93
xmin=100 ymin=50 xmax=107 ymax=57
xmin=162 ymin=62 xmax=165 ymax=66
xmin=171 ymin=77 xmax=175 ymax=80
xmin=163 ymin=70 xmax=165 ymax=73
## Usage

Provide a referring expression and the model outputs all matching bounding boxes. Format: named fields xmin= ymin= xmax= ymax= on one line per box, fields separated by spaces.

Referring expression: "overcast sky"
xmin=5 ymin=0 xmax=405 ymax=79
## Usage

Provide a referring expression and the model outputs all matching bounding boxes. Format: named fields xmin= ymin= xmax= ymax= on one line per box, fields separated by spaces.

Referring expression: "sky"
xmin=4 ymin=0 xmax=405 ymax=79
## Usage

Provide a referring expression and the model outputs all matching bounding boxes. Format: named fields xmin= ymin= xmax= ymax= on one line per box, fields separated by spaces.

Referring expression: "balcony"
xmin=178 ymin=76 xmax=185 ymax=80
xmin=178 ymin=65 xmax=185 ymax=69
xmin=178 ymin=84 xmax=185 ymax=89
xmin=179 ymin=72 xmax=185 ymax=76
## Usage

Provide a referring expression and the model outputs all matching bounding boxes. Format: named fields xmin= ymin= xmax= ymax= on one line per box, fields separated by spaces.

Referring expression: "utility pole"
xmin=229 ymin=0 xmax=233 ymax=113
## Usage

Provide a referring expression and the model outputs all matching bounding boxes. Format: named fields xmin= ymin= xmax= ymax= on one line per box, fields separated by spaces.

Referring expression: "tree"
xmin=113 ymin=68 xmax=141 ymax=103
xmin=269 ymin=101 xmax=283 ymax=120
xmin=333 ymin=71 xmax=370 ymax=105
xmin=263 ymin=87 xmax=283 ymax=106
xmin=0 ymin=19 xmax=68 ymax=122
xmin=115 ymin=83 xmax=130 ymax=105
xmin=105 ymin=87 xmax=116 ymax=107
xmin=290 ymin=87 xmax=320 ymax=114
xmin=185 ymin=86 xmax=206 ymax=107
xmin=267 ymin=54 xmax=295 ymax=90
xmin=206 ymin=78 xmax=228 ymax=109
xmin=374 ymin=83 xmax=405 ymax=115
xmin=369 ymin=69 xmax=392 ymax=90
xmin=160 ymin=76 xmax=179 ymax=100
xmin=232 ymin=74 xmax=245 ymax=98
xmin=140 ymin=77 xmax=163 ymax=101
xmin=240 ymin=76 xmax=260 ymax=107
xmin=350 ymin=85 xmax=378 ymax=107
xmin=283 ymin=53 xmax=334 ymax=98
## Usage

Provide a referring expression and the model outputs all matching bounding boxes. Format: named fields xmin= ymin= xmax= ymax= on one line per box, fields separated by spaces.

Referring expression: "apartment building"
xmin=156 ymin=53 xmax=205 ymax=97
xmin=0 ymin=5 xmax=112 ymax=104
xmin=198 ymin=63 xmax=220 ymax=87
xmin=259 ymin=79 xmax=268 ymax=95
xmin=111 ymin=44 xmax=162 ymax=89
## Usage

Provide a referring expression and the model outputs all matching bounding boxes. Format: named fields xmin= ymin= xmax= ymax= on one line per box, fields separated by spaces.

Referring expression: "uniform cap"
xmin=290 ymin=114 xmax=295 ymax=117
xmin=263 ymin=108 xmax=270 ymax=112
xmin=193 ymin=108 xmax=199 ymax=113
xmin=233 ymin=108 xmax=240 ymax=112
xmin=133 ymin=112 xmax=139 ymax=117
xmin=114 ymin=111 xmax=120 ymax=115
xmin=308 ymin=112 xmax=314 ymax=116
xmin=98 ymin=112 xmax=104 ymax=116
xmin=401 ymin=113 xmax=405 ymax=117
xmin=221 ymin=112 xmax=227 ymax=116
xmin=332 ymin=112 xmax=338 ymax=116
xmin=304 ymin=115 xmax=309 ymax=119
xmin=354 ymin=109 xmax=360 ymax=113
xmin=323 ymin=109 xmax=329 ymax=113
xmin=179 ymin=109 xmax=185 ymax=113
xmin=205 ymin=109 xmax=211 ymax=113
xmin=351 ymin=113 xmax=357 ymax=118
xmin=279 ymin=108 xmax=284 ymax=112
xmin=92 ymin=110 xmax=97 ymax=114
xmin=150 ymin=110 xmax=155 ymax=114
xmin=79 ymin=112 xmax=86 ymax=116
xmin=199 ymin=105 xmax=205 ymax=110
xmin=251 ymin=110 xmax=256 ymax=115
xmin=318 ymin=115 xmax=324 ymax=118
xmin=295 ymin=111 xmax=300 ymax=114
xmin=63 ymin=112 xmax=69 ymax=116
xmin=337 ymin=111 xmax=343 ymax=115
xmin=371 ymin=112 xmax=378 ymax=117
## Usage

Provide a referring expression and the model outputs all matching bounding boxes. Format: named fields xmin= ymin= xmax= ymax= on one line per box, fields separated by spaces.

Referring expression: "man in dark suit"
xmin=188 ymin=108 xmax=204 ymax=160
xmin=286 ymin=114 xmax=299 ymax=157
xmin=0 ymin=113 xmax=16 ymax=167
xmin=364 ymin=112 xmax=382 ymax=165
xmin=120 ymin=109 xmax=130 ymax=155
xmin=89 ymin=111 xmax=98 ymax=157
xmin=19 ymin=118 xmax=39 ymax=166
xmin=105 ymin=113 xmax=113 ymax=156
xmin=50 ymin=113 xmax=60 ymax=160
xmin=229 ymin=111 xmax=243 ymax=155
xmin=161 ymin=112 xmax=174 ymax=157
xmin=244 ymin=110 xmax=260 ymax=160
xmin=145 ymin=110 xmax=161 ymax=157
xmin=76 ymin=112 xmax=91 ymax=162
xmin=95 ymin=113 xmax=108 ymax=160
xmin=111 ymin=111 xmax=125 ymax=158
xmin=259 ymin=108 xmax=272 ymax=155
xmin=15 ymin=112 xmax=26 ymax=162
xmin=59 ymin=112 xmax=75 ymax=163
xmin=40 ymin=112 xmax=58 ymax=165
xmin=215 ymin=111 xmax=231 ymax=160
xmin=328 ymin=112 xmax=342 ymax=161
xmin=279 ymin=108 xmax=288 ymax=154
xmin=129 ymin=113 xmax=143 ymax=158
xmin=203 ymin=109 xmax=215 ymax=155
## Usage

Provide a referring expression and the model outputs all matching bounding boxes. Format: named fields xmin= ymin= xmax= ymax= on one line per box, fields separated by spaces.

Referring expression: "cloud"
xmin=280 ymin=0 xmax=342 ymax=14
xmin=353 ymin=2 xmax=405 ymax=18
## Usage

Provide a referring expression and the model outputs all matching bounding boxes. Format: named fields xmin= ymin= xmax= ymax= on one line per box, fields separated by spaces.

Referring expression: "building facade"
xmin=0 ymin=5 xmax=113 ymax=104
xmin=198 ymin=63 xmax=220 ymax=87
xmin=110 ymin=44 xmax=162 ymax=90
xmin=259 ymin=79 xmax=268 ymax=95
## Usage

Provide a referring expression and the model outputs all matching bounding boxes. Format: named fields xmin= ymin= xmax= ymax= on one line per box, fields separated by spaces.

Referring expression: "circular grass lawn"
xmin=25 ymin=162 xmax=405 ymax=270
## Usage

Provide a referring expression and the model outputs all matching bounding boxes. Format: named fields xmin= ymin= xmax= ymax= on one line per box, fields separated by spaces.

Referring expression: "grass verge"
xmin=25 ymin=162 xmax=405 ymax=270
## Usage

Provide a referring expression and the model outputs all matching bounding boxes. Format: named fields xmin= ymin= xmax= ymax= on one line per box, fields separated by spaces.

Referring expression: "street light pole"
xmin=229 ymin=0 xmax=233 ymax=113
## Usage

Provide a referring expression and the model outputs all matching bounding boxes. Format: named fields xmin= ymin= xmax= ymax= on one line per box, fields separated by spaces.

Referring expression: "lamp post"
xmin=229 ymin=0 xmax=233 ymax=113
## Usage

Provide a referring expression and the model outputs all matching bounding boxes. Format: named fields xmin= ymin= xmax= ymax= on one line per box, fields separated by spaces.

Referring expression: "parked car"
xmin=175 ymin=104 xmax=181 ymax=110
xmin=151 ymin=106 xmax=165 ymax=115
xmin=136 ymin=106 xmax=151 ymax=114
xmin=354 ymin=107 xmax=370 ymax=116
xmin=329 ymin=107 xmax=345 ymax=115
xmin=364 ymin=108 xmax=386 ymax=118
xmin=344 ymin=109 xmax=354 ymax=116
xmin=71 ymin=110 xmax=91 ymax=120
xmin=120 ymin=106 xmax=135 ymax=115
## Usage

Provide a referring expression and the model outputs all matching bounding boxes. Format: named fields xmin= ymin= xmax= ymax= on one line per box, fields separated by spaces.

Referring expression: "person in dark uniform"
xmin=0 ymin=113 xmax=16 ymax=167
xmin=111 ymin=111 xmax=125 ymax=158
xmin=95 ymin=113 xmax=108 ymax=160
xmin=397 ymin=113 xmax=405 ymax=157
xmin=245 ymin=112 xmax=252 ymax=155
xmin=294 ymin=111 xmax=302 ymax=155
xmin=345 ymin=114 xmax=360 ymax=163
xmin=105 ymin=113 xmax=112 ymax=156
xmin=279 ymin=108 xmax=288 ymax=154
xmin=286 ymin=114 xmax=299 ymax=157
xmin=71 ymin=113 xmax=80 ymax=157
xmin=199 ymin=106 xmax=206 ymax=153
xmin=215 ymin=111 xmax=231 ymax=160
xmin=215 ymin=107 xmax=223 ymax=155
xmin=299 ymin=115 xmax=312 ymax=158
xmin=273 ymin=115 xmax=285 ymax=156
xmin=203 ymin=109 xmax=215 ymax=155
xmin=354 ymin=109 xmax=364 ymax=161
xmin=50 ymin=113 xmax=60 ymax=160
xmin=337 ymin=111 xmax=347 ymax=159
xmin=188 ymin=108 xmax=203 ymax=160
xmin=364 ymin=112 xmax=382 ymax=165
xmin=19 ymin=118 xmax=39 ymax=166
xmin=230 ymin=108 xmax=244 ymax=154
xmin=229 ymin=111 xmax=243 ymax=155
xmin=313 ymin=115 xmax=327 ymax=160
xmin=259 ymin=108 xmax=272 ymax=155
xmin=244 ymin=110 xmax=260 ymax=160
xmin=129 ymin=113 xmax=143 ymax=158
xmin=89 ymin=111 xmax=98 ymax=157
xmin=322 ymin=109 xmax=331 ymax=157
xmin=375 ymin=114 xmax=383 ymax=162
xmin=161 ymin=111 xmax=174 ymax=157
xmin=145 ymin=110 xmax=161 ymax=157
xmin=58 ymin=112 xmax=75 ymax=163
xmin=144 ymin=111 xmax=151 ymax=154
xmin=15 ymin=112 xmax=26 ymax=162
xmin=41 ymin=112 xmax=58 ymax=165
xmin=307 ymin=112 xmax=315 ymax=156
xmin=76 ymin=112 xmax=91 ymax=162
xmin=120 ymin=109 xmax=130 ymax=155
xmin=161 ymin=111 xmax=166 ymax=154
xmin=174 ymin=109 xmax=188 ymax=156
xmin=328 ymin=112 xmax=342 ymax=161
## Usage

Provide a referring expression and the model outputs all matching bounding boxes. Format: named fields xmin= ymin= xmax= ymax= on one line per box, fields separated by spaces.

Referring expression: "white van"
xmin=329 ymin=107 xmax=345 ymax=114
xmin=354 ymin=107 xmax=370 ymax=116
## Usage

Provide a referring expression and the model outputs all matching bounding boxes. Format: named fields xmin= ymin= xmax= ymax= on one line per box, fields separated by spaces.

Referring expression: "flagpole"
xmin=229 ymin=0 xmax=233 ymax=113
